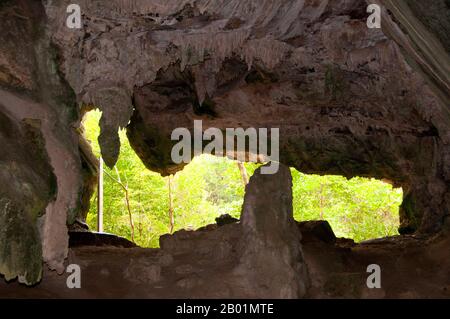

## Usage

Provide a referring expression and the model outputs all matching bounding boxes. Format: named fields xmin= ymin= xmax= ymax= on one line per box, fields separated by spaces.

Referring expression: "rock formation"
xmin=235 ymin=164 xmax=309 ymax=298
xmin=0 ymin=0 xmax=449 ymax=297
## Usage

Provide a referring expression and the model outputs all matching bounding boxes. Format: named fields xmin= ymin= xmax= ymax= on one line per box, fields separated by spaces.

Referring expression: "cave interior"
xmin=0 ymin=0 xmax=450 ymax=298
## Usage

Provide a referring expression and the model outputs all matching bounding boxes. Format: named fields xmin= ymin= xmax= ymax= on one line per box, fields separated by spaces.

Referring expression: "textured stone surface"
xmin=39 ymin=0 xmax=450 ymax=235
xmin=1 ymin=220 xmax=450 ymax=298
xmin=235 ymin=164 xmax=309 ymax=298
xmin=298 ymin=220 xmax=337 ymax=244
xmin=0 ymin=102 xmax=56 ymax=285
xmin=68 ymin=231 xmax=137 ymax=248
xmin=0 ymin=0 xmax=449 ymax=292
xmin=0 ymin=0 xmax=86 ymax=282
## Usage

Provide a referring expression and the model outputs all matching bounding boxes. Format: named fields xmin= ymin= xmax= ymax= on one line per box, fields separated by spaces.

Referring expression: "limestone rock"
xmin=1 ymin=0 xmax=450 ymax=290
xmin=235 ymin=164 xmax=309 ymax=298
xmin=298 ymin=220 xmax=337 ymax=244
xmin=215 ymin=214 xmax=239 ymax=226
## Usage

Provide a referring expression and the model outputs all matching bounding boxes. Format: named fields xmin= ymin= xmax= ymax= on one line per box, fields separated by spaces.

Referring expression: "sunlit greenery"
xmin=291 ymin=173 xmax=402 ymax=242
xmin=83 ymin=110 xmax=402 ymax=247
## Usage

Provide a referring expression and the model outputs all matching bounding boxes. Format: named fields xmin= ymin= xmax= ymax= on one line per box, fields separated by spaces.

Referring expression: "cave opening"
xmin=81 ymin=109 xmax=258 ymax=247
xmin=81 ymin=110 xmax=403 ymax=248
xmin=291 ymin=170 xmax=403 ymax=242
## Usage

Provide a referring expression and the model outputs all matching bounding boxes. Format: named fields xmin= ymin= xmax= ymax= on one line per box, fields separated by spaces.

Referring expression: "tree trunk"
xmin=168 ymin=175 xmax=175 ymax=234
xmin=103 ymin=167 xmax=135 ymax=242
xmin=237 ymin=161 xmax=249 ymax=186
xmin=97 ymin=157 xmax=104 ymax=232
xmin=319 ymin=183 xmax=324 ymax=220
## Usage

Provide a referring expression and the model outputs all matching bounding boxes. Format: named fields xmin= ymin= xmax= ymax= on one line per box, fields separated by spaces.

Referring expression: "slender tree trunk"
xmin=237 ymin=161 xmax=249 ymax=186
xmin=97 ymin=157 xmax=104 ymax=232
xmin=124 ymin=187 xmax=135 ymax=242
xmin=137 ymin=192 xmax=143 ymax=238
xmin=319 ymin=183 xmax=324 ymax=220
xmin=104 ymin=167 xmax=135 ymax=242
xmin=116 ymin=167 xmax=135 ymax=243
xmin=168 ymin=175 xmax=174 ymax=234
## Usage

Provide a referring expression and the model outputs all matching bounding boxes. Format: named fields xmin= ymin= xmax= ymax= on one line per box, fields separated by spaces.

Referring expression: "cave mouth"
xmin=81 ymin=110 xmax=402 ymax=247
xmin=82 ymin=110 xmax=257 ymax=247
xmin=291 ymin=169 xmax=403 ymax=243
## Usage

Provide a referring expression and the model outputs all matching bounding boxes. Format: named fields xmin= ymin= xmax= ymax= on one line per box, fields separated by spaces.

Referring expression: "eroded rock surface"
xmin=0 ymin=108 xmax=55 ymax=284
xmin=4 ymin=164 xmax=448 ymax=299
xmin=2 ymin=215 xmax=450 ymax=298
xmin=0 ymin=0 xmax=449 ymax=292
xmin=235 ymin=164 xmax=309 ymax=298
xmin=0 ymin=0 xmax=84 ymax=283
xmin=39 ymin=0 xmax=450 ymax=235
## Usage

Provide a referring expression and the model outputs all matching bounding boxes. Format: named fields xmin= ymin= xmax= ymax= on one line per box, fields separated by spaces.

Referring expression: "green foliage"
xmin=291 ymin=170 xmax=402 ymax=242
xmin=83 ymin=110 xmax=402 ymax=247
xmin=83 ymin=110 xmax=255 ymax=247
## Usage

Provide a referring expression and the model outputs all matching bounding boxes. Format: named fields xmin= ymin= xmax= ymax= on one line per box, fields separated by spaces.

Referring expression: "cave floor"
xmin=1 ymin=223 xmax=449 ymax=299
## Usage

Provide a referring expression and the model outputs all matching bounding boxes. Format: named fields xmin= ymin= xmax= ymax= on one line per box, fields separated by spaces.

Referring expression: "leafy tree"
xmin=291 ymin=170 xmax=402 ymax=241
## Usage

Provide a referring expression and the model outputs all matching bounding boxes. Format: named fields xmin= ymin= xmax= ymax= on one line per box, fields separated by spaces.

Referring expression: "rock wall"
xmin=41 ymin=0 xmax=450 ymax=234
xmin=235 ymin=164 xmax=308 ymax=298
xmin=0 ymin=0 xmax=87 ymax=283
xmin=0 ymin=0 xmax=449 ymax=290
xmin=2 ymin=163 xmax=449 ymax=298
